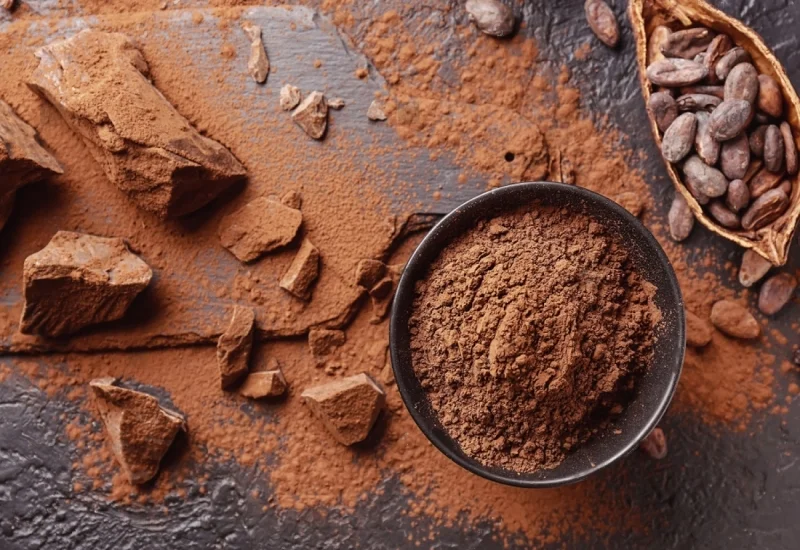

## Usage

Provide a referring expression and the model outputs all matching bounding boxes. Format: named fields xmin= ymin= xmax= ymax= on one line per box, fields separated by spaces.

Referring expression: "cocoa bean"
xmin=763 ymin=124 xmax=784 ymax=173
xmin=693 ymin=52 xmax=706 ymax=64
xmin=757 ymin=273 xmax=797 ymax=316
xmin=682 ymin=155 xmax=728 ymax=198
xmin=662 ymin=112 xmax=697 ymax=163
xmin=584 ymin=0 xmax=619 ymax=48
xmin=708 ymin=200 xmax=741 ymax=229
xmin=779 ymin=180 xmax=792 ymax=196
xmin=738 ymin=249 xmax=772 ymax=288
xmin=725 ymin=179 xmax=750 ymax=213
xmin=647 ymin=92 xmax=678 ymax=132
xmin=741 ymin=188 xmax=789 ymax=230
xmin=720 ymin=133 xmax=750 ymax=180
xmin=748 ymin=125 xmax=768 ymax=158
xmin=703 ymin=34 xmax=732 ymax=84
xmin=639 ymin=427 xmax=668 ymax=459
xmin=749 ymin=166 xmax=784 ymax=199
xmin=648 ymin=25 xmax=671 ymax=65
xmin=715 ymin=47 xmax=751 ymax=81
xmin=684 ymin=176 xmax=710 ymax=205
xmin=723 ymin=63 xmax=759 ymax=104
xmin=646 ymin=58 xmax=708 ymax=88
xmin=742 ymin=159 xmax=763 ymax=185
xmin=694 ymin=111 xmax=720 ymax=166
xmin=465 ymin=0 xmax=515 ymax=37
xmin=710 ymin=300 xmax=760 ymax=339
xmin=780 ymin=122 xmax=798 ymax=176
xmin=660 ymin=28 xmax=715 ymax=59
xmin=756 ymin=74 xmax=783 ymax=118
xmin=676 ymin=93 xmax=722 ymax=112
xmin=708 ymin=99 xmax=753 ymax=141
xmin=668 ymin=193 xmax=694 ymax=241
xmin=679 ymin=84 xmax=725 ymax=99
xmin=685 ymin=309 xmax=713 ymax=348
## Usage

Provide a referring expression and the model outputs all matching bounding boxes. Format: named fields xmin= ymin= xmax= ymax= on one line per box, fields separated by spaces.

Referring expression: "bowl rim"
xmin=389 ymin=181 xmax=685 ymax=488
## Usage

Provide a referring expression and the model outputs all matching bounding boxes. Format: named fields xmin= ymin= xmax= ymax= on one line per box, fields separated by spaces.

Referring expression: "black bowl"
xmin=389 ymin=181 xmax=685 ymax=488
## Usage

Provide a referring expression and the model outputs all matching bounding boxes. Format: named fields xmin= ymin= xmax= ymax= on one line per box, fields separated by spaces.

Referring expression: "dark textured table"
xmin=0 ymin=1 xmax=798 ymax=548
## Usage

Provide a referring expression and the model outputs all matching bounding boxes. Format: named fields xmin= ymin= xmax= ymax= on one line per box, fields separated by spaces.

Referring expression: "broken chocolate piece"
xmin=28 ymin=30 xmax=246 ymax=217
xmin=280 ymin=84 xmax=302 ymax=111
xmin=327 ymin=97 xmax=345 ymax=110
xmin=368 ymin=276 xmax=395 ymax=324
xmin=216 ymin=305 xmax=255 ymax=389
xmin=239 ymin=363 xmax=287 ymax=399
xmin=90 ymin=377 xmax=186 ymax=484
xmin=354 ymin=259 xmax=386 ymax=288
xmin=218 ymin=197 xmax=302 ymax=262
xmin=685 ymin=309 xmax=713 ymax=348
xmin=20 ymin=232 xmax=152 ymax=337
xmin=280 ymin=190 xmax=302 ymax=209
xmin=301 ymin=373 xmax=386 ymax=445
xmin=308 ymin=328 xmax=345 ymax=366
xmin=241 ymin=22 xmax=269 ymax=84
xmin=280 ymin=239 xmax=320 ymax=301
xmin=367 ymin=99 xmax=387 ymax=121
xmin=291 ymin=91 xmax=327 ymax=139
xmin=0 ymin=99 xmax=63 ymax=231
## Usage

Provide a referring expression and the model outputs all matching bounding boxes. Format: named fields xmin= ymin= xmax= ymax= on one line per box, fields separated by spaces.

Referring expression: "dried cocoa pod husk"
xmin=629 ymin=0 xmax=800 ymax=265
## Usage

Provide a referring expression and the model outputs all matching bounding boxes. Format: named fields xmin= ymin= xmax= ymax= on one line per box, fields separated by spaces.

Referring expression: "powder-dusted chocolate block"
xmin=20 ymin=231 xmax=153 ymax=337
xmin=279 ymin=238 xmax=320 ymax=301
xmin=28 ymin=30 xmax=246 ymax=218
xmin=216 ymin=305 xmax=255 ymax=389
xmin=90 ymin=377 xmax=186 ymax=484
xmin=218 ymin=197 xmax=302 ymax=263
xmin=0 ymin=99 xmax=63 ymax=231
xmin=239 ymin=361 xmax=287 ymax=399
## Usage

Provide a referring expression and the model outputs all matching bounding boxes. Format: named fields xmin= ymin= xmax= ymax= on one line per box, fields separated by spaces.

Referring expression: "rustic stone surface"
xmin=279 ymin=239 xmax=320 ymax=301
xmin=219 ymin=197 xmax=302 ymax=262
xmin=90 ymin=377 xmax=186 ymax=484
xmin=20 ymin=231 xmax=152 ymax=337
xmin=279 ymin=84 xmax=302 ymax=111
xmin=308 ymin=328 xmax=346 ymax=366
xmin=685 ymin=310 xmax=713 ymax=348
xmin=738 ymin=249 xmax=772 ymax=288
xmin=216 ymin=305 xmax=255 ymax=389
xmin=757 ymin=273 xmax=796 ymax=316
xmin=239 ymin=363 xmax=287 ymax=399
xmin=28 ymin=30 xmax=246 ymax=218
xmin=301 ymin=373 xmax=386 ymax=445
xmin=465 ymin=0 xmax=515 ymax=38
xmin=292 ymin=91 xmax=328 ymax=139
xmin=668 ymin=194 xmax=694 ymax=241
xmin=242 ymin=22 xmax=270 ymax=83
xmin=0 ymin=99 xmax=63 ymax=231
xmin=710 ymin=300 xmax=760 ymax=339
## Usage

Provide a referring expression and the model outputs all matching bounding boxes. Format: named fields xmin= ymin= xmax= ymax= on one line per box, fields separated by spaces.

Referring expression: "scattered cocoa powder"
xmin=410 ymin=204 xmax=659 ymax=472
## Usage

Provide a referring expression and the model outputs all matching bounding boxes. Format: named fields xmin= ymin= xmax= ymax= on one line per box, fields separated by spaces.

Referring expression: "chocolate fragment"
xmin=241 ymin=22 xmax=269 ymax=83
xmin=279 ymin=84 xmax=302 ymax=111
xmin=301 ymin=373 xmax=386 ymax=445
xmin=763 ymin=125 xmax=784 ymax=173
xmin=218 ymin=197 xmax=302 ymax=262
xmin=738 ymin=249 xmax=772 ymax=288
xmin=685 ymin=310 xmax=713 ymax=348
xmin=216 ymin=305 xmax=255 ymax=389
xmin=662 ymin=112 xmax=697 ymax=163
xmin=0 ymin=100 xmax=63 ymax=231
xmin=308 ymin=328 xmax=346 ymax=366
xmin=614 ymin=191 xmax=644 ymax=217
xmin=723 ymin=63 xmax=758 ymax=103
xmin=668 ymin=194 xmax=694 ymax=241
xmin=279 ymin=239 xmax=320 ymax=301
xmin=639 ymin=427 xmax=667 ymax=459
xmin=355 ymin=259 xmax=387 ymax=288
xmin=725 ymin=179 xmax=750 ymax=213
xmin=779 ymin=122 xmax=798 ymax=176
xmin=327 ymin=97 xmax=346 ymax=110
xmin=715 ymin=47 xmax=751 ymax=81
xmin=584 ymin=0 xmax=619 ymax=48
xmin=708 ymin=99 xmax=753 ymax=141
xmin=757 ymin=273 xmax=796 ymax=316
xmin=239 ymin=362 xmax=288 ymax=398
xmin=646 ymin=58 xmax=708 ymax=87
xmin=465 ymin=0 xmax=515 ymax=38
xmin=647 ymin=92 xmax=678 ymax=132
xmin=280 ymin=190 xmax=303 ymax=210
xmin=20 ymin=231 xmax=152 ymax=337
xmin=367 ymin=99 xmax=387 ymax=121
xmin=28 ymin=30 xmax=246 ymax=218
xmin=90 ymin=378 xmax=186 ymax=484
xmin=708 ymin=200 xmax=740 ymax=229
xmin=741 ymin=188 xmax=789 ymax=230
xmin=720 ymin=133 xmax=750 ymax=180
xmin=292 ymin=91 xmax=328 ymax=139
xmin=710 ymin=300 xmax=760 ymax=339
xmin=660 ymin=28 xmax=715 ymax=59
xmin=756 ymin=74 xmax=783 ymax=118
xmin=694 ymin=111 xmax=720 ymax=166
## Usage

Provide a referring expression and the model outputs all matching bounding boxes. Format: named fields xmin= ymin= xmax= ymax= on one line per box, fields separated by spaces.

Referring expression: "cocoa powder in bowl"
xmin=396 ymin=183 xmax=679 ymax=480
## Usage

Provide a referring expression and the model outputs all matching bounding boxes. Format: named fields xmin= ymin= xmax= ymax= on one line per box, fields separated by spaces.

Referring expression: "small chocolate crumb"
xmin=241 ymin=22 xmax=269 ymax=83
xmin=292 ymin=91 xmax=328 ymax=139
xmin=367 ymin=99 xmax=387 ymax=121
xmin=279 ymin=239 xmax=320 ymax=301
xmin=327 ymin=97 xmax=345 ymax=110
xmin=216 ymin=306 xmax=255 ymax=389
xmin=239 ymin=363 xmax=287 ymax=399
xmin=279 ymin=84 xmax=302 ymax=111
xmin=639 ymin=427 xmax=667 ymax=459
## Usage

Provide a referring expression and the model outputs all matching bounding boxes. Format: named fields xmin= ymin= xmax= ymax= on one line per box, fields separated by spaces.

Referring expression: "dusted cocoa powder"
xmin=409 ymin=204 xmax=659 ymax=472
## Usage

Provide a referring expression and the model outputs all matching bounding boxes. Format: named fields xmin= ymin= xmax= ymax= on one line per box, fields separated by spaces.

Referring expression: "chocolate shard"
xmin=685 ymin=309 xmax=713 ymax=348
xmin=241 ymin=22 xmax=269 ymax=84
xmin=301 ymin=373 xmax=386 ymax=445
xmin=239 ymin=360 xmax=287 ymax=398
xmin=89 ymin=377 xmax=186 ymax=485
xmin=20 ymin=231 xmax=152 ymax=337
xmin=216 ymin=305 xmax=255 ymax=389
xmin=279 ymin=239 xmax=320 ymax=301
xmin=291 ymin=91 xmax=328 ymax=139
xmin=0 ymin=99 xmax=63 ymax=231
xmin=218 ymin=197 xmax=302 ymax=262
xmin=28 ymin=30 xmax=246 ymax=218
xmin=354 ymin=259 xmax=387 ymax=288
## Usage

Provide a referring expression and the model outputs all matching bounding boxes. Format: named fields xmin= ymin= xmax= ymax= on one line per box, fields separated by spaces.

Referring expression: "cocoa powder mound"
xmin=409 ymin=205 xmax=659 ymax=472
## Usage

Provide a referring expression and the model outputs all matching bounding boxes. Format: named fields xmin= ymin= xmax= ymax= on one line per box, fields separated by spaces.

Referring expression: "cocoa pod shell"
xmin=629 ymin=0 xmax=800 ymax=265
